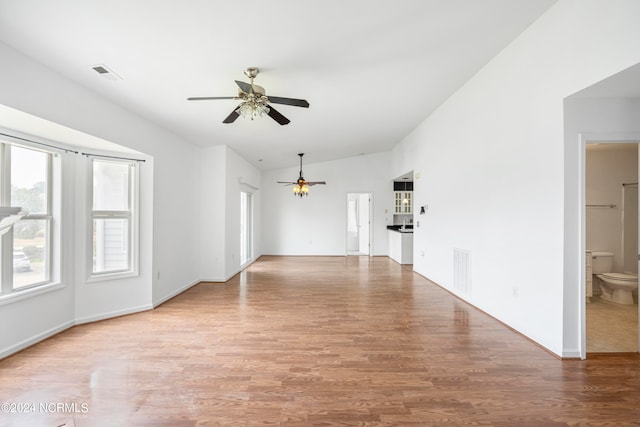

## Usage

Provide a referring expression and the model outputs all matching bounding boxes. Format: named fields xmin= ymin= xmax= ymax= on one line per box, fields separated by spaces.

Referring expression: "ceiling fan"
xmin=277 ymin=153 xmax=326 ymax=197
xmin=187 ymin=67 xmax=309 ymax=125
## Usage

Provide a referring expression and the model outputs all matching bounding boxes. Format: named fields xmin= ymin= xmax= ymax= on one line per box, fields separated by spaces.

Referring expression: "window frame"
xmin=87 ymin=157 xmax=139 ymax=282
xmin=0 ymin=141 xmax=56 ymax=295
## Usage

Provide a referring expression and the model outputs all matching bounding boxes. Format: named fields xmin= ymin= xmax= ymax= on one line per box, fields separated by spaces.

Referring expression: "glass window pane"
xmin=13 ymin=219 xmax=48 ymax=289
xmin=93 ymin=218 xmax=129 ymax=273
xmin=11 ymin=146 xmax=48 ymax=215
xmin=93 ymin=161 xmax=130 ymax=211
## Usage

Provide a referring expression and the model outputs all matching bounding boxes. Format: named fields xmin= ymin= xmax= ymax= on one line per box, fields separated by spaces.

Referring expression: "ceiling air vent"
xmin=91 ymin=64 xmax=121 ymax=81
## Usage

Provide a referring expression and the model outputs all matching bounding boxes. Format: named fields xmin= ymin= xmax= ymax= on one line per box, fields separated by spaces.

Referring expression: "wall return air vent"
xmin=453 ymin=247 xmax=471 ymax=297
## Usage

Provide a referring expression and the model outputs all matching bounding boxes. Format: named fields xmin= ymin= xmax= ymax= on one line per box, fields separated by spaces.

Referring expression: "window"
xmin=90 ymin=158 xmax=138 ymax=278
xmin=1 ymin=143 xmax=54 ymax=293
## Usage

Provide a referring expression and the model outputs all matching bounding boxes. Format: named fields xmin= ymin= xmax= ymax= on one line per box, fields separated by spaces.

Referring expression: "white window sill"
xmin=0 ymin=282 xmax=65 ymax=306
xmin=87 ymin=270 xmax=138 ymax=284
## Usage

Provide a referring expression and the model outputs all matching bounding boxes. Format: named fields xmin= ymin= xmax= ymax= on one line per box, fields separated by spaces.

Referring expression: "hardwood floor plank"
xmin=1 ymin=256 xmax=639 ymax=426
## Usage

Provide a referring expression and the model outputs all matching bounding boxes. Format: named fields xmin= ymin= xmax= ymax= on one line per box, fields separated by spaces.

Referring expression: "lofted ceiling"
xmin=0 ymin=0 xmax=556 ymax=170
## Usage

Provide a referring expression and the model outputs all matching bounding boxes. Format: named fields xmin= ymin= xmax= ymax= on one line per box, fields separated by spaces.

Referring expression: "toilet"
xmin=591 ymin=251 xmax=638 ymax=305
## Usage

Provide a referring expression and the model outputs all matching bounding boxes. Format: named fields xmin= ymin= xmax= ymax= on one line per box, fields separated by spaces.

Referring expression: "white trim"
xmin=200 ymin=271 xmax=242 ymax=284
xmin=0 ymin=143 xmax=55 ymax=294
xmin=345 ymin=192 xmax=373 ymax=257
xmin=239 ymin=256 xmax=258 ymax=272
xmin=74 ymin=303 xmax=153 ymax=325
xmin=578 ymin=132 xmax=640 ymax=359
xmin=562 ymin=350 xmax=582 ymax=359
xmin=153 ymin=279 xmax=201 ymax=308
xmin=87 ymin=158 xmax=140 ymax=280
xmin=156 ymin=260 xmax=261 ymax=307
xmin=200 ymin=257 xmax=260 ymax=285
xmin=0 ymin=281 xmax=64 ymax=306
xmin=86 ymin=270 xmax=139 ymax=284
xmin=0 ymin=320 xmax=74 ymax=360
xmin=1 ymin=303 xmax=152 ymax=359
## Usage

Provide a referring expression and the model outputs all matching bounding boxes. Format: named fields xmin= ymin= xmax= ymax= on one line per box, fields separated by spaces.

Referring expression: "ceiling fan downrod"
xmin=244 ymin=67 xmax=259 ymax=85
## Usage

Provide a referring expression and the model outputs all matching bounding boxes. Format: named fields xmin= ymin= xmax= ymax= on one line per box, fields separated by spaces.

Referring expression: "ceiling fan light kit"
xmin=293 ymin=182 xmax=309 ymax=197
xmin=187 ymin=67 xmax=309 ymax=125
xmin=277 ymin=153 xmax=326 ymax=198
xmin=236 ymin=94 xmax=270 ymax=120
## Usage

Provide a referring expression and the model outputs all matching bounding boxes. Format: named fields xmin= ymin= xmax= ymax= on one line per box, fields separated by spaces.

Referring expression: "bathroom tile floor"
xmin=586 ymin=295 xmax=638 ymax=352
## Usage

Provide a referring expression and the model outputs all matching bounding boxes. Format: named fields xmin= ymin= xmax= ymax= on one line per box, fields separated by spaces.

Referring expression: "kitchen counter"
xmin=387 ymin=225 xmax=413 ymax=233
xmin=388 ymin=228 xmax=413 ymax=264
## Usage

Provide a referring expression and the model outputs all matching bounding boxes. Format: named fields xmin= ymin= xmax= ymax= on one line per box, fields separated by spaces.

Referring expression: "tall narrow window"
xmin=10 ymin=146 xmax=52 ymax=289
xmin=90 ymin=159 xmax=138 ymax=277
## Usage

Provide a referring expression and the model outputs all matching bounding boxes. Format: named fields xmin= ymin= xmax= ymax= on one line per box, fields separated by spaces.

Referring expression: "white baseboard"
xmin=2 ymin=277 xmax=206 ymax=359
xmin=200 ymin=272 xmax=238 ymax=283
xmin=562 ymin=350 xmax=583 ymax=359
xmin=2 ymin=259 xmax=265 ymax=359
xmin=0 ymin=320 xmax=74 ymax=359
xmin=200 ymin=258 xmax=259 ymax=284
xmin=75 ymin=303 xmax=154 ymax=325
xmin=153 ymin=279 xmax=201 ymax=308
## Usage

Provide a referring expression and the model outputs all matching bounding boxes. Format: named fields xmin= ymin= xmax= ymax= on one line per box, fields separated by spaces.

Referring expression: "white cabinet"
xmin=394 ymin=191 xmax=412 ymax=214
xmin=389 ymin=230 xmax=413 ymax=264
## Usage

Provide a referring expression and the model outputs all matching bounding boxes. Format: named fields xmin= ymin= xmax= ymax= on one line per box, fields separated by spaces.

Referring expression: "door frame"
xmin=345 ymin=192 xmax=372 ymax=256
xmin=579 ymin=132 xmax=640 ymax=359
xmin=240 ymin=191 xmax=253 ymax=267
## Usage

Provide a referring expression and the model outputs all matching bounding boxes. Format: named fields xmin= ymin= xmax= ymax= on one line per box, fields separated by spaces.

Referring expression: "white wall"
xmin=262 ymin=152 xmax=392 ymax=256
xmin=73 ymin=151 xmax=155 ymax=323
xmin=225 ymin=146 xmax=262 ymax=276
xmin=0 ymin=41 xmax=202 ymax=356
xmin=391 ymin=0 xmax=640 ymax=356
xmin=0 ymin=41 xmax=262 ymax=357
xmin=199 ymin=145 xmax=227 ymax=281
xmin=198 ymin=145 xmax=262 ymax=282
xmin=0 ymin=151 xmax=76 ymax=357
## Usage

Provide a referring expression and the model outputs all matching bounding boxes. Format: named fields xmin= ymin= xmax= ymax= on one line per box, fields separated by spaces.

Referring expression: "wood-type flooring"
xmin=1 ymin=256 xmax=639 ymax=426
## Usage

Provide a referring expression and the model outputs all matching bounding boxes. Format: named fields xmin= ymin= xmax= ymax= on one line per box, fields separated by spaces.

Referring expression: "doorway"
xmin=346 ymin=193 xmax=371 ymax=256
xmin=240 ymin=192 xmax=253 ymax=266
xmin=584 ymin=141 xmax=639 ymax=353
